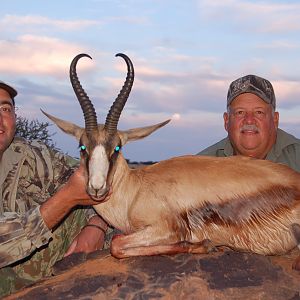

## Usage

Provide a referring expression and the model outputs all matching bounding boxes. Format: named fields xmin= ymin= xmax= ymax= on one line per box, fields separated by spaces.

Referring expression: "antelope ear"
xmin=119 ymin=119 xmax=171 ymax=146
xmin=41 ymin=109 xmax=84 ymax=141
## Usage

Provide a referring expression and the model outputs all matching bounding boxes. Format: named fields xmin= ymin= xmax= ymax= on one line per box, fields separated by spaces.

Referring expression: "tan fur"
xmin=42 ymin=110 xmax=300 ymax=260
xmin=93 ymin=153 xmax=300 ymax=256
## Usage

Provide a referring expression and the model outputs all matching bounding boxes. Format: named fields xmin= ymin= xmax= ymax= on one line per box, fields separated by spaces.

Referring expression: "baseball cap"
xmin=227 ymin=74 xmax=276 ymax=110
xmin=0 ymin=81 xmax=17 ymax=104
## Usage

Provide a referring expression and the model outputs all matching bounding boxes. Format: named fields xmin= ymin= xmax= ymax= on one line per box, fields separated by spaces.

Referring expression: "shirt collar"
xmin=223 ymin=138 xmax=234 ymax=157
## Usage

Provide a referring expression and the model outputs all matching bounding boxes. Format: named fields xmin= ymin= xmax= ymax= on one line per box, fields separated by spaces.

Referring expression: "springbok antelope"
xmin=42 ymin=53 xmax=300 ymax=269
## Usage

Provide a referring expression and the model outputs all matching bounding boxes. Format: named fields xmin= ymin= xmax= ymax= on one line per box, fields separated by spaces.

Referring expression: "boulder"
xmin=4 ymin=248 xmax=300 ymax=300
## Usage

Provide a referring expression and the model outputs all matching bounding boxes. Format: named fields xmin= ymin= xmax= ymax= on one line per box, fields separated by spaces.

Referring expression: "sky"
xmin=1 ymin=0 xmax=300 ymax=162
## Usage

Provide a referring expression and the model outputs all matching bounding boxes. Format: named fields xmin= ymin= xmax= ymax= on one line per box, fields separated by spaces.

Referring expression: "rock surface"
xmin=4 ymin=248 xmax=300 ymax=300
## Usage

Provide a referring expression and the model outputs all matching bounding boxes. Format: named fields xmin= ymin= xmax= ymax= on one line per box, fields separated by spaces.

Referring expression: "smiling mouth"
xmin=241 ymin=130 xmax=258 ymax=134
xmin=240 ymin=125 xmax=259 ymax=134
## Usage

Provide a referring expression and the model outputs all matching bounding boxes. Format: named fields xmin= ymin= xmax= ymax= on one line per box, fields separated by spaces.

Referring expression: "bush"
xmin=15 ymin=116 xmax=57 ymax=150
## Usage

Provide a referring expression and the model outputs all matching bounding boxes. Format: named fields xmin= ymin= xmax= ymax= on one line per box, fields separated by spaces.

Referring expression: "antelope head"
xmin=42 ymin=53 xmax=170 ymax=201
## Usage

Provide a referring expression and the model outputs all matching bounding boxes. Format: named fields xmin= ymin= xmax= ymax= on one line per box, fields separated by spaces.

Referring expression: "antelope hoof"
xmin=187 ymin=239 xmax=217 ymax=254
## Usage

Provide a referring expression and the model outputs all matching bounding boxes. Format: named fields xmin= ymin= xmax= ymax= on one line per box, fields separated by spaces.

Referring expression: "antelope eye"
xmin=114 ymin=145 xmax=121 ymax=152
xmin=80 ymin=145 xmax=87 ymax=151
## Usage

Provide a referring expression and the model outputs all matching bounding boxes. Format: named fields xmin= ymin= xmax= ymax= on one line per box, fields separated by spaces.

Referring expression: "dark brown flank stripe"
xmin=182 ymin=186 xmax=296 ymax=229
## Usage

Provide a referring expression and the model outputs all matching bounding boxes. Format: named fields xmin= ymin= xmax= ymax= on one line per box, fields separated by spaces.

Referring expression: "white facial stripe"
xmin=89 ymin=145 xmax=109 ymax=190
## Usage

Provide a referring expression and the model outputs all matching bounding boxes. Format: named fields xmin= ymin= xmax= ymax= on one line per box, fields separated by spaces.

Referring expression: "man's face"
xmin=0 ymin=89 xmax=16 ymax=156
xmin=223 ymin=93 xmax=279 ymax=159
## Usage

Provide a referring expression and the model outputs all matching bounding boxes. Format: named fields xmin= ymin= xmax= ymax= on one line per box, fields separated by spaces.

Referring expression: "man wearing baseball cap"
xmin=0 ymin=81 xmax=110 ymax=297
xmin=198 ymin=74 xmax=300 ymax=172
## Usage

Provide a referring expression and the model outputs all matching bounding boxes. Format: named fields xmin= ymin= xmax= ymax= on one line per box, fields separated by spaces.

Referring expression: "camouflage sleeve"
xmin=0 ymin=138 xmax=95 ymax=268
xmin=0 ymin=207 xmax=52 ymax=268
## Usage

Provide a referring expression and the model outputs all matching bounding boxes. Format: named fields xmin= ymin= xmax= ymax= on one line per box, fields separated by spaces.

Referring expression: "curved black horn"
xmin=104 ymin=53 xmax=134 ymax=134
xmin=70 ymin=53 xmax=98 ymax=135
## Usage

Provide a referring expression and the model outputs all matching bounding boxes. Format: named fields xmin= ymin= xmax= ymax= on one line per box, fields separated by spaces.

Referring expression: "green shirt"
xmin=197 ymin=128 xmax=300 ymax=172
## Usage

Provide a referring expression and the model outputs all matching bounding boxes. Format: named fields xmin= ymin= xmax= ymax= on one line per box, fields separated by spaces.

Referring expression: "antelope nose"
xmin=88 ymin=180 xmax=106 ymax=195
xmin=87 ymin=185 xmax=108 ymax=199
xmin=89 ymin=174 xmax=107 ymax=189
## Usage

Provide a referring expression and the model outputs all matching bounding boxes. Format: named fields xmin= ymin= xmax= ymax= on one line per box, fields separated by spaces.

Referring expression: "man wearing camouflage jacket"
xmin=0 ymin=81 xmax=110 ymax=297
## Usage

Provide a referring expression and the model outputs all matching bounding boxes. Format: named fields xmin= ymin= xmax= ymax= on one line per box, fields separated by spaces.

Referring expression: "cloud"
xmin=0 ymin=14 xmax=149 ymax=33
xmin=256 ymin=40 xmax=300 ymax=50
xmin=0 ymin=34 xmax=91 ymax=78
xmin=97 ymin=53 xmax=231 ymax=117
xmin=1 ymin=14 xmax=102 ymax=31
xmin=197 ymin=0 xmax=300 ymax=33
xmin=273 ymin=80 xmax=300 ymax=108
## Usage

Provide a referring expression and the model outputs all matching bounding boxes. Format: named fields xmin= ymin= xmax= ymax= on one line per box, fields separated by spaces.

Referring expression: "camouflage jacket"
xmin=0 ymin=137 xmax=93 ymax=268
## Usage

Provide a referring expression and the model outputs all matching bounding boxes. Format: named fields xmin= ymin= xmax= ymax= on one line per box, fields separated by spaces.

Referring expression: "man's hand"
xmin=40 ymin=161 xmax=111 ymax=230
xmin=64 ymin=215 xmax=108 ymax=257
xmin=62 ymin=161 xmax=111 ymax=206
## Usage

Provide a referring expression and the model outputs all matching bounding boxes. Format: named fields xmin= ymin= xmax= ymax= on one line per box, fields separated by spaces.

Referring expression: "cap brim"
xmin=0 ymin=82 xmax=17 ymax=98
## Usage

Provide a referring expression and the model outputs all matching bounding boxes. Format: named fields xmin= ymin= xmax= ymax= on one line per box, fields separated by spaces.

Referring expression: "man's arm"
xmin=39 ymin=162 xmax=99 ymax=229
xmin=0 ymin=207 xmax=52 ymax=268
xmin=64 ymin=215 xmax=109 ymax=257
xmin=0 ymin=163 xmax=109 ymax=268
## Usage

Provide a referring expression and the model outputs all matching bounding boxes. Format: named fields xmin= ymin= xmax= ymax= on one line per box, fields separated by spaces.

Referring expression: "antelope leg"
xmin=111 ymin=230 xmax=215 ymax=258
